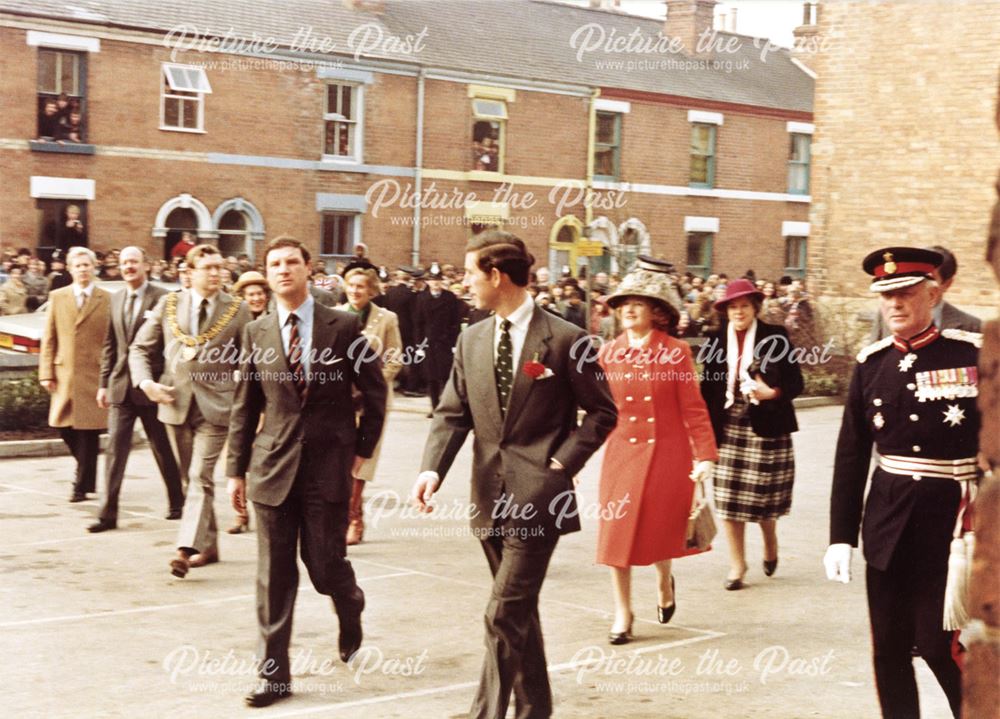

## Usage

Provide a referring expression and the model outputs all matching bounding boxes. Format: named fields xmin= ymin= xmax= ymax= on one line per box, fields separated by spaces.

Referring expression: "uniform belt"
xmin=878 ymin=454 xmax=979 ymax=481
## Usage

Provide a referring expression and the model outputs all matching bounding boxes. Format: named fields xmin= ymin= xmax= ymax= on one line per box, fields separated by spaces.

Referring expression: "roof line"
xmin=599 ymin=87 xmax=813 ymax=120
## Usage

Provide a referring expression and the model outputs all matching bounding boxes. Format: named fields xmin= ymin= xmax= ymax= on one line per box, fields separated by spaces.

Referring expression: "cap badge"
xmin=882 ymin=252 xmax=897 ymax=274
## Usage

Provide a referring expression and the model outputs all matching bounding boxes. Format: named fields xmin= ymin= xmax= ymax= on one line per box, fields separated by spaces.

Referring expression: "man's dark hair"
xmin=926 ymin=245 xmax=957 ymax=282
xmin=265 ymin=235 xmax=311 ymax=265
xmin=465 ymin=230 xmax=534 ymax=287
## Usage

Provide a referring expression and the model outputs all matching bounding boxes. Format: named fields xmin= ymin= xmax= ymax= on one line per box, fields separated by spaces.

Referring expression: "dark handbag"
xmin=686 ymin=479 xmax=717 ymax=551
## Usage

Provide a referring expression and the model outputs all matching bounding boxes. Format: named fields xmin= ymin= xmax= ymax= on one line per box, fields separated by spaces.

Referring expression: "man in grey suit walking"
xmin=129 ymin=244 xmax=252 ymax=577
xmin=90 ymin=247 xmax=183 ymax=532
xmin=227 ymin=236 xmax=387 ymax=708
xmin=411 ymin=231 xmax=617 ymax=719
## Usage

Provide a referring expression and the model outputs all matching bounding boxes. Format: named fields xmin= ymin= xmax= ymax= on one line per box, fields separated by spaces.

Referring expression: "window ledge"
xmin=320 ymin=155 xmax=361 ymax=165
xmin=467 ymin=170 xmax=504 ymax=182
xmin=158 ymin=126 xmax=206 ymax=134
xmin=29 ymin=140 xmax=96 ymax=155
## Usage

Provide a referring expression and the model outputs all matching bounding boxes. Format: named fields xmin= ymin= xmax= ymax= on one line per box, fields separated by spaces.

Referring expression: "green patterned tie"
xmin=495 ymin=319 xmax=513 ymax=415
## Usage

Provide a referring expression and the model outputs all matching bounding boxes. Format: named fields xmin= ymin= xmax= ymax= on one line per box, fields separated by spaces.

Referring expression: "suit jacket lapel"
xmin=75 ymin=288 xmax=103 ymax=326
xmin=310 ymin=305 xmax=343 ymax=395
xmin=177 ymin=291 xmax=192 ymax=335
xmin=207 ymin=293 xmax=231 ymax=336
xmin=258 ymin=311 xmax=298 ymax=400
xmin=469 ymin=319 xmax=504 ymax=433
xmin=502 ymin=307 xmax=552 ymax=436
xmin=128 ymin=289 xmax=156 ymax=344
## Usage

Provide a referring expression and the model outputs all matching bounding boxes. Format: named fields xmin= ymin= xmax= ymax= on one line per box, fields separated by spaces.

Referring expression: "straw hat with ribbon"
xmin=606 ymin=255 xmax=682 ymax=320
xmin=233 ymin=270 xmax=268 ymax=296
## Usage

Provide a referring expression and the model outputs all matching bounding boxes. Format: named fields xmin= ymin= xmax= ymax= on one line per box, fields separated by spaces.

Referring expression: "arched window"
xmin=217 ymin=210 xmax=248 ymax=257
xmin=164 ymin=207 xmax=198 ymax=260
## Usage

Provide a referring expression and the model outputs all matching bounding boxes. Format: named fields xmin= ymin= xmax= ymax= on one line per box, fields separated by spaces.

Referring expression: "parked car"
xmin=0 ymin=280 xmax=180 ymax=360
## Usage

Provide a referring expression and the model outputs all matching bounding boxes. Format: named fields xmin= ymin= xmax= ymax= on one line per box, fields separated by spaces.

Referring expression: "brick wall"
xmin=1 ymin=22 xmax=811 ymax=276
xmin=808 ymin=1 xmax=1000 ymax=316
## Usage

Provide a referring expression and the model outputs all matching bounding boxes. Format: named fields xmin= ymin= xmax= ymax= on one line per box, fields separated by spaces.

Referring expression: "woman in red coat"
xmin=597 ymin=257 xmax=718 ymax=644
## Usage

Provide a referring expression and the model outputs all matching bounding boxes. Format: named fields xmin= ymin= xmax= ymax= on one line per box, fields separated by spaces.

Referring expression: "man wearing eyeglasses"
xmin=130 ymin=244 xmax=253 ymax=578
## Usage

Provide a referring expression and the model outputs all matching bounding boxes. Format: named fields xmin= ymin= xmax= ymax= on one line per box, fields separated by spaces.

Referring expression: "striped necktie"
xmin=495 ymin=318 xmax=513 ymax=414
xmin=287 ymin=313 xmax=307 ymax=400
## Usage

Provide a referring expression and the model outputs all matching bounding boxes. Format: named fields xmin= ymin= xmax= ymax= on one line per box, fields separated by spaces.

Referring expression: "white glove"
xmin=739 ymin=372 xmax=760 ymax=405
xmin=823 ymin=543 xmax=852 ymax=584
xmin=689 ymin=460 xmax=715 ymax=484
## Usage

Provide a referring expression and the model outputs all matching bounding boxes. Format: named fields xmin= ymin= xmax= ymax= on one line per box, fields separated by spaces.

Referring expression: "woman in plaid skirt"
xmin=699 ymin=279 xmax=804 ymax=590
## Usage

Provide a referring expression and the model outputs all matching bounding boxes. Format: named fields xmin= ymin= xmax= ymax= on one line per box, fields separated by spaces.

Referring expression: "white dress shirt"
xmin=123 ymin=281 xmax=148 ymax=328
xmin=73 ymin=283 xmax=94 ymax=309
xmin=277 ymin=294 xmax=315 ymax=378
xmin=494 ymin=291 xmax=535 ymax=371
xmin=189 ymin=289 xmax=218 ymax=334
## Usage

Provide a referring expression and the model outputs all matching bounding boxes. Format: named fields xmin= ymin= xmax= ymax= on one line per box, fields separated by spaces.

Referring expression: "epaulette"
xmin=856 ymin=336 xmax=894 ymax=363
xmin=941 ymin=328 xmax=983 ymax=348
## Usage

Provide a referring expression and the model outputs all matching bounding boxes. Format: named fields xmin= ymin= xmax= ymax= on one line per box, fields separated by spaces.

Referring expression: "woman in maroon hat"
xmin=699 ymin=278 xmax=804 ymax=590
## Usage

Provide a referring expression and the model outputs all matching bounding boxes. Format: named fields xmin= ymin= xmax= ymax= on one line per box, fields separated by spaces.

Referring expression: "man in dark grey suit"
xmin=90 ymin=247 xmax=183 ymax=532
xmin=412 ymin=231 xmax=617 ymax=719
xmin=227 ymin=236 xmax=387 ymax=708
xmin=868 ymin=244 xmax=981 ymax=340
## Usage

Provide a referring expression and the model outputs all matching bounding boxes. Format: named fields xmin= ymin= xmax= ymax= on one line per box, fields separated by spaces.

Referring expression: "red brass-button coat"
xmin=596 ymin=330 xmax=718 ymax=567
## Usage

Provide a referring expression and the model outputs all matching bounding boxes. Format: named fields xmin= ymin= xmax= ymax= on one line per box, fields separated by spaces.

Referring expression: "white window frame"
xmin=471 ymin=98 xmax=507 ymax=174
xmin=160 ymin=63 xmax=211 ymax=133
xmin=322 ymin=83 xmax=363 ymax=163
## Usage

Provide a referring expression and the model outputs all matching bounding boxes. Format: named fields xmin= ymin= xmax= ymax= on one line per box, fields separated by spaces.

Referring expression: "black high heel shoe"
xmin=608 ymin=615 xmax=633 ymax=645
xmin=657 ymin=576 xmax=676 ymax=624
xmin=763 ymin=558 xmax=778 ymax=577
xmin=724 ymin=565 xmax=748 ymax=591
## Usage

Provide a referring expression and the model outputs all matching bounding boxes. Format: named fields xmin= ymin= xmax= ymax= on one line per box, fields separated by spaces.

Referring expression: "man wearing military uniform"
xmin=825 ymin=247 xmax=981 ymax=718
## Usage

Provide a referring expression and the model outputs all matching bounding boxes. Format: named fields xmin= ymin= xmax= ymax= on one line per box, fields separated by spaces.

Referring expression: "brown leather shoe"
xmin=346 ymin=478 xmax=365 ymax=546
xmin=226 ymin=518 xmax=249 ymax=534
xmin=188 ymin=548 xmax=219 ymax=568
xmin=170 ymin=551 xmax=190 ymax=578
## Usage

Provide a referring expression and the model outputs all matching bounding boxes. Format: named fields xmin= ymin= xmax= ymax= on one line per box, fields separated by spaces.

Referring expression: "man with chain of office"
xmin=130 ymin=243 xmax=253 ymax=578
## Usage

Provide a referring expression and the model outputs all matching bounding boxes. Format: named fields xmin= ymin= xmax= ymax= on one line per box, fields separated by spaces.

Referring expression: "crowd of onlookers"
xmin=0 ymin=242 xmax=818 ymax=347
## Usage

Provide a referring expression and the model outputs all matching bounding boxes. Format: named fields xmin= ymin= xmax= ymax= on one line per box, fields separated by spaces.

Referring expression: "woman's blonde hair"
xmin=344 ymin=267 xmax=381 ymax=296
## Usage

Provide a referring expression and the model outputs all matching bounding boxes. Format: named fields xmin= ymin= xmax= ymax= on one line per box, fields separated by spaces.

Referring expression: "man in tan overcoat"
xmin=39 ymin=246 xmax=110 ymax=502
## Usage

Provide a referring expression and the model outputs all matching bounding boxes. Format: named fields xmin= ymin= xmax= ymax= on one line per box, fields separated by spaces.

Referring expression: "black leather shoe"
xmin=608 ymin=616 xmax=633 ymax=645
xmin=337 ymin=587 xmax=365 ymax=661
xmin=244 ymin=679 xmax=292 ymax=708
xmin=724 ymin=577 xmax=744 ymax=591
xmin=166 ymin=508 xmax=183 ymax=520
xmin=69 ymin=493 xmax=87 ymax=503
xmin=658 ymin=576 xmax=676 ymax=624
xmin=763 ymin=558 xmax=778 ymax=577
xmin=87 ymin=519 xmax=117 ymax=533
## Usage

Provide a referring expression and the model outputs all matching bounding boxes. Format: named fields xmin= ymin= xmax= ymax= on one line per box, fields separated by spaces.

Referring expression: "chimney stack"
xmin=664 ymin=0 xmax=718 ymax=59
xmin=791 ymin=2 xmax=819 ymax=71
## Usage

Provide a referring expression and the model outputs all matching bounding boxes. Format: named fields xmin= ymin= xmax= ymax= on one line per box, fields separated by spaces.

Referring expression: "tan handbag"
xmin=686 ymin=479 xmax=717 ymax=551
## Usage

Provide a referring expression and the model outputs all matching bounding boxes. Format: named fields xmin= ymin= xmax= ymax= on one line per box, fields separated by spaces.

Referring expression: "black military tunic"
xmin=831 ymin=324 xmax=980 ymax=719
xmin=831 ymin=325 xmax=981 ymax=565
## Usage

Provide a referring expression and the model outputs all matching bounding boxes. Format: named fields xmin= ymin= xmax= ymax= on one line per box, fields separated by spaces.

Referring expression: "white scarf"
xmin=724 ymin=319 xmax=757 ymax=409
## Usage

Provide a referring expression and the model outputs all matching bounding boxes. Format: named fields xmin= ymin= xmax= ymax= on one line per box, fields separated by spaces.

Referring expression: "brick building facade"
xmin=807 ymin=0 xmax=1000 ymax=319
xmin=1 ymin=0 xmax=813 ymax=281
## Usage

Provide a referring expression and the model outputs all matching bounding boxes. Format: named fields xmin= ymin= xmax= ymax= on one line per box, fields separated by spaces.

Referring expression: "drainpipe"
xmin=585 ymin=87 xmax=600 ymax=228
xmin=411 ymin=68 xmax=426 ymax=265
xmin=583 ymin=87 xmax=601 ymax=318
